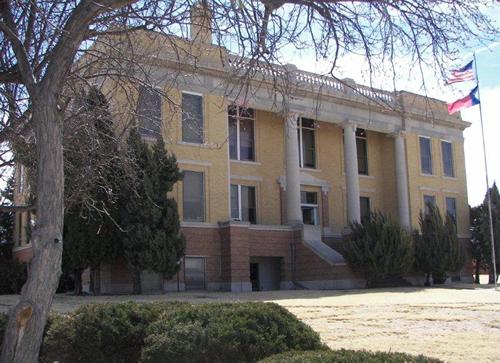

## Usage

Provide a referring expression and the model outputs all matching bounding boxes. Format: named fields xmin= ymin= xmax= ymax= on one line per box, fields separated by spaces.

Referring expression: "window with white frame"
xmin=441 ymin=141 xmax=455 ymax=177
xmin=230 ymin=184 xmax=256 ymax=223
xmin=297 ymin=118 xmax=316 ymax=168
xmin=446 ymin=197 xmax=457 ymax=225
xmin=136 ymin=85 xmax=162 ymax=137
xmin=423 ymin=194 xmax=436 ymax=215
xmin=301 ymin=191 xmax=319 ymax=225
xmin=182 ymin=92 xmax=204 ymax=143
xmin=228 ymin=106 xmax=255 ymax=161
xmin=183 ymin=171 xmax=205 ymax=222
xmin=360 ymin=196 xmax=371 ymax=221
xmin=356 ymin=128 xmax=368 ymax=175
xmin=420 ymin=136 xmax=433 ymax=174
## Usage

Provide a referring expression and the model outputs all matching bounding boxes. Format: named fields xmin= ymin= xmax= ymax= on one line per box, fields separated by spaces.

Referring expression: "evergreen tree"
xmin=344 ymin=212 xmax=414 ymax=288
xmin=120 ymin=129 xmax=185 ymax=294
xmin=470 ymin=183 xmax=500 ymax=284
xmin=0 ymin=176 xmax=14 ymax=247
xmin=62 ymin=87 xmax=122 ymax=294
xmin=469 ymin=205 xmax=486 ymax=283
xmin=415 ymin=204 xmax=465 ymax=285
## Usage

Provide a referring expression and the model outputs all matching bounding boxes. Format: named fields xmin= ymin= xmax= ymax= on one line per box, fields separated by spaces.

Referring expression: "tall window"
xmin=441 ymin=141 xmax=455 ymax=177
xmin=446 ymin=197 xmax=457 ymax=225
xmin=301 ymin=191 xmax=318 ymax=225
xmin=183 ymin=171 xmax=205 ymax=222
xmin=182 ymin=93 xmax=204 ymax=143
xmin=136 ymin=85 xmax=162 ymax=137
xmin=228 ymin=106 xmax=255 ymax=161
xmin=420 ymin=137 xmax=433 ymax=174
xmin=231 ymin=184 xmax=256 ymax=223
xmin=356 ymin=128 xmax=368 ymax=175
xmin=360 ymin=196 xmax=371 ymax=221
xmin=298 ymin=118 xmax=316 ymax=168
xmin=423 ymin=195 xmax=436 ymax=215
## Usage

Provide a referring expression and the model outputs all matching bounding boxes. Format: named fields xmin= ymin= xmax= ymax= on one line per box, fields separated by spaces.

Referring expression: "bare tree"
xmin=0 ymin=0 xmax=496 ymax=361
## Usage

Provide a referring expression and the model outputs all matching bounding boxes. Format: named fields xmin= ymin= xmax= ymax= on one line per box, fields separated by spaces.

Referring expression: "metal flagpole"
xmin=473 ymin=52 xmax=497 ymax=289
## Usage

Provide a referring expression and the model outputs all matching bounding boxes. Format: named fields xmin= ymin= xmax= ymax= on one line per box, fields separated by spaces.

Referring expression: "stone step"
xmin=302 ymin=238 xmax=346 ymax=266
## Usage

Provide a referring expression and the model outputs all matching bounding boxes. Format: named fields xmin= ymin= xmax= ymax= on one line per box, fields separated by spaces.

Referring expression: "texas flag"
xmin=447 ymin=86 xmax=480 ymax=114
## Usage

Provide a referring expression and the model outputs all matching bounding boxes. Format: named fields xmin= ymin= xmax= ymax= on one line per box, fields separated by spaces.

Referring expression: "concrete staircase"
xmin=302 ymin=225 xmax=346 ymax=266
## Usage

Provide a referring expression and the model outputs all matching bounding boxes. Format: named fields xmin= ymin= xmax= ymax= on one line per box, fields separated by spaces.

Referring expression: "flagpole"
xmin=473 ymin=52 xmax=498 ymax=289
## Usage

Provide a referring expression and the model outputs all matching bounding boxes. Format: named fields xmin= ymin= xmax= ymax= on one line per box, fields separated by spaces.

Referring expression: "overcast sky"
xmin=287 ymin=6 xmax=499 ymax=208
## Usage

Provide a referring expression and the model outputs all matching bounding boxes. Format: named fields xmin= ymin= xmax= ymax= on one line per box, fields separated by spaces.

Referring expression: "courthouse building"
xmin=13 ymin=4 xmax=472 ymax=292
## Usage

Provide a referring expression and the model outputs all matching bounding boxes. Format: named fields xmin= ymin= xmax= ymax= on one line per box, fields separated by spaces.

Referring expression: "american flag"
xmin=446 ymin=60 xmax=475 ymax=85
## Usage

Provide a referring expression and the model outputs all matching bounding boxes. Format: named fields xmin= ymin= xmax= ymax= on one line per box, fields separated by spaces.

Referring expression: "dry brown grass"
xmin=1 ymin=284 xmax=499 ymax=362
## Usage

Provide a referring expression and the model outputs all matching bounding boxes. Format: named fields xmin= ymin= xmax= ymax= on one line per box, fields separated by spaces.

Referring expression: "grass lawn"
xmin=1 ymin=283 xmax=499 ymax=363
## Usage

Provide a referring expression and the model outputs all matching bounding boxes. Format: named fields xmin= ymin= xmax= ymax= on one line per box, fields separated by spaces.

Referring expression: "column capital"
xmin=388 ymin=129 xmax=407 ymax=138
xmin=342 ymin=120 xmax=357 ymax=131
xmin=285 ymin=111 xmax=300 ymax=123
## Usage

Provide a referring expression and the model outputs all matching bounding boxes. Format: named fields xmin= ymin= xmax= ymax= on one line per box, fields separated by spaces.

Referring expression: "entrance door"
xmin=184 ymin=257 xmax=206 ymax=290
xmin=250 ymin=263 xmax=259 ymax=291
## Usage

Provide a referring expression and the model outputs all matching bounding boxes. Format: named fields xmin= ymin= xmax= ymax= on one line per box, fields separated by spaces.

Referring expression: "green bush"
xmin=414 ymin=204 xmax=465 ymax=284
xmin=40 ymin=302 xmax=182 ymax=363
xmin=343 ymin=212 xmax=414 ymax=287
xmin=258 ymin=349 xmax=443 ymax=363
xmin=38 ymin=301 xmax=321 ymax=363
xmin=140 ymin=302 xmax=323 ymax=363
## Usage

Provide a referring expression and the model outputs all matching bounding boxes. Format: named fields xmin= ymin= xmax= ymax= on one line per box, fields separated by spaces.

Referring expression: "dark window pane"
xmin=302 ymin=128 xmax=316 ymax=168
xmin=239 ymin=118 xmax=254 ymax=161
xmin=231 ymin=184 xmax=239 ymax=220
xmin=420 ymin=137 xmax=433 ymax=174
xmin=228 ymin=105 xmax=237 ymax=116
xmin=442 ymin=141 xmax=454 ymax=177
xmin=356 ymin=128 xmax=366 ymax=138
xmin=424 ymin=195 xmax=436 ymax=215
xmin=301 ymin=118 xmax=315 ymax=129
xmin=297 ymin=129 xmax=302 ymax=167
xmin=302 ymin=207 xmax=317 ymax=225
xmin=360 ymin=197 xmax=371 ymax=221
xmin=301 ymin=191 xmax=318 ymax=205
xmin=446 ymin=197 xmax=457 ymax=225
xmin=241 ymin=185 xmax=256 ymax=224
xmin=356 ymin=137 xmax=368 ymax=175
xmin=182 ymin=93 xmax=203 ymax=143
xmin=229 ymin=117 xmax=238 ymax=160
xmin=183 ymin=171 xmax=204 ymax=222
xmin=239 ymin=108 xmax=254 ymax=119
xmin=137 ymin=86 xmax=162 ymax=137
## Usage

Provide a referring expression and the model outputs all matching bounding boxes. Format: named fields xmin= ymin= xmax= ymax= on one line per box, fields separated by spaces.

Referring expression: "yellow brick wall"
xmin=163 ymin=89 xmax=230 ymax=224
xmin=108 ymin=82 xmax=469 ymax=234
xmin=406 ymin=133 xmax=469 ymax=236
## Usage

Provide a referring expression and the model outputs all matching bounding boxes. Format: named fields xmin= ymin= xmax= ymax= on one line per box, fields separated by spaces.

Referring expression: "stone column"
xmin=343 ymin=123 xmax=360 ymax=223
xmin=284 ymin=113 xmax=302 ymax=226
xmin=393 ymin=131 xmax=411 ymax=229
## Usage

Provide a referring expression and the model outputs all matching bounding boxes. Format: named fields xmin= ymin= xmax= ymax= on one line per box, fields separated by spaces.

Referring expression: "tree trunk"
xmin=90 ymin=265 xmax=101 ymax=295
xmin=424 ymin=273 xmax=431 ymax=286
xmin=474 ymin=261 xmax=480 ymax=284
xmin=488 ymin=264 xmax=495 ymax=284
xmin=131 ymin=268 xmax=142 ymax=295
xmin=0 ymin=102 xmax=64 ymax=363
xmin=73 ymin=269 xmax=83 ymax=296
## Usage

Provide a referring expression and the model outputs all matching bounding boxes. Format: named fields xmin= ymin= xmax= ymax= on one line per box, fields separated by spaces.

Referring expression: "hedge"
xmin=140 ymin=302 xmax=324 ymax=362
xmin=40 ymin=302 xmax=183 ymax=363
xmin=259 ymin=349 xmax=443 ymax=363
xmin=32 ymin=301 xmax=321 ymax=363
